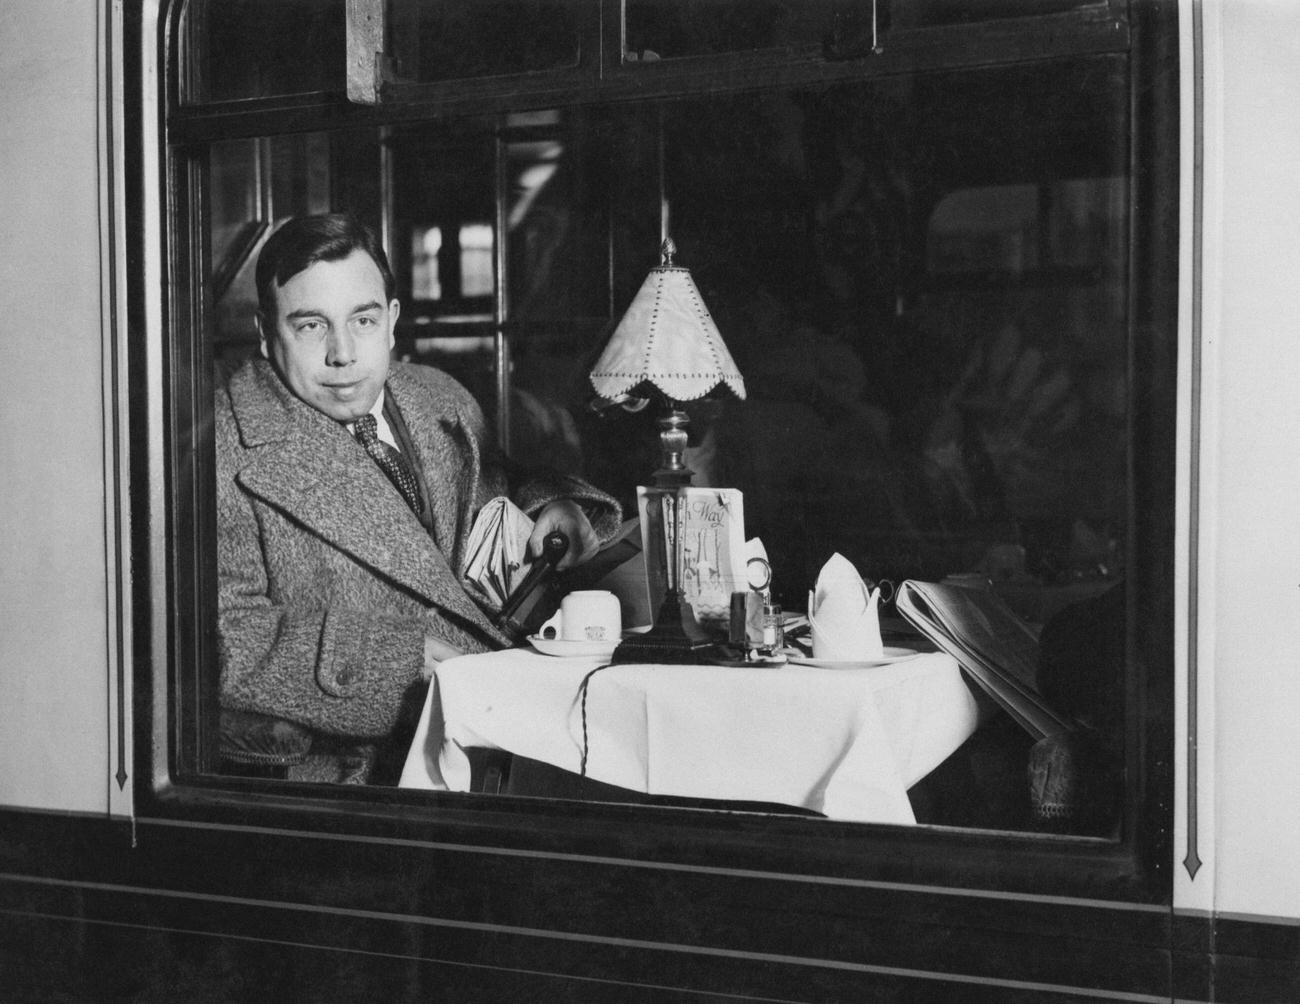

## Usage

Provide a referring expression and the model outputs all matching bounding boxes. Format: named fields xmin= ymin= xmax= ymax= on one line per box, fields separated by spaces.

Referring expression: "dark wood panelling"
xmin=1210 ymin=916 xmax=1300 ymax=1003
xmin=9 ymin=831 xmax=1299 ymax=1000
xmin=1 ymin=811 xmax=1174 ymax=1000
xmin=1171 ymin=912 xmax=1214 ymax=1001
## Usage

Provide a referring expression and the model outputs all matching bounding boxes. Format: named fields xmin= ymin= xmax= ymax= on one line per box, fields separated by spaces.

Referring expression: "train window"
xmin=159 ymin=0 xmax=1173 ymax=897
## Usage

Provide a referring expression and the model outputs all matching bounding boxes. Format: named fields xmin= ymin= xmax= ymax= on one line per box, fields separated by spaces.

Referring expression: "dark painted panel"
xmin=0 ymin=887 xmax=1150 ymax=1003
xmin=1210 ymin=916 xmax=1300 ymax=1004
xmin=0 ymin=912 xmax=722 ymax=1003
xmin=1214 ymin=914 xmax=1300 ymax=961
xmin=1213 ymin=954 xmax=1300 ymax=1004
xmin=1171 ymin=913 xmax=1214 ymax=1002
xmin=1 ymin=811 xmax=1174 ymax=1000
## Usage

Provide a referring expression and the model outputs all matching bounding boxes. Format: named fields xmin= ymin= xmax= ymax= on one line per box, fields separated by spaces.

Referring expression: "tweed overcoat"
xmin=216 ymin=357 xmax=620 ymax=739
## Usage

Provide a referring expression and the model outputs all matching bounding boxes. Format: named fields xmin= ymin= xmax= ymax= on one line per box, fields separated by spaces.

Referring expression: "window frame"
xmin=135 ymin=0 xmax=1178 ymax=907
xmin=166 ymin=0 xmax=1134 ymax=145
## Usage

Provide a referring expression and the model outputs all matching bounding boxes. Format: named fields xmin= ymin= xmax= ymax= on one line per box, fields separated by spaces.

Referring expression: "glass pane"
xmin=624 ymin=0 xmax=836 ymax=60
xmin=183 ymin=0 xmax=344 ymax=104
xmin=386 ymin=109 xmax=629 ymax=463
xmin=891 ymin=0 xmax=1108 ymax=30
xmin=500 ymin=107 xmax=645 ymax=473
xmin=385 ymin=126 xmax=497 ymax=403
xmin=411 ymin=226 xmax=444 ymax=299
xmin=388 ymin=0 xmax=581 ymax=83
xmin=194 ymin=49 xmax=1141 ymax=836
xmin=459 ymin=224 xmax=495 ymax=298
xmin=388 ymin=126 xmax=496 ymax=313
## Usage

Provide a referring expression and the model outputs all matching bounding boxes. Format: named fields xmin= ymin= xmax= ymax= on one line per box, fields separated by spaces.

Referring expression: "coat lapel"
xmin=385 ymin=365 xmax=485 ymax=575
xmin=228 ymin=360 xmax=497 ymax=632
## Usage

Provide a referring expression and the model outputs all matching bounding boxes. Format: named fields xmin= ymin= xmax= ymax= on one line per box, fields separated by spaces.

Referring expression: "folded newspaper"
xmin=463 ymin=496 xmax=534 ymax=608
xmin=895 ymin=579 xmax=1074 ymax=740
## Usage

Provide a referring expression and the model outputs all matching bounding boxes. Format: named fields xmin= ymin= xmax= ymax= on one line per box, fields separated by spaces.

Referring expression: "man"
xmin=216 ymin=213 xmax=620 ymax=782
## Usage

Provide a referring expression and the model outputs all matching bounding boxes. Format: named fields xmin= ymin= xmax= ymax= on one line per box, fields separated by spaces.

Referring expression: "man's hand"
xmin=422 ymin=634 xmax=464 ymax=680
xmin=529 ymin=499 xmax=599 ymax=570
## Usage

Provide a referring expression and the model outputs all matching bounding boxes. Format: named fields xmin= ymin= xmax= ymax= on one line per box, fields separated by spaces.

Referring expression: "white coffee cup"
xmin=539 ymin=590 xmax=622 ymax=643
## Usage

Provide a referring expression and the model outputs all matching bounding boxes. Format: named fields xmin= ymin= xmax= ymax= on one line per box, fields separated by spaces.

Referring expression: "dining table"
xmin=399 ymin=645 xmax=985 ymax=824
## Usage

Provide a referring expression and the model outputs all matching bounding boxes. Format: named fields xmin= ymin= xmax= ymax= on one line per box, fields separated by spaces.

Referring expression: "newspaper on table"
xmin=463 ymin=497 xmax=534 ymax=608
xmin=895 ymin=579 xmax=1073 ymax=740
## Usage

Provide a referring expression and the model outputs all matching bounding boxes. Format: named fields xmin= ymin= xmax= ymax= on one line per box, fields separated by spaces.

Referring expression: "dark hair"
xmin=255 ymin=213 xmax=396 ymax=319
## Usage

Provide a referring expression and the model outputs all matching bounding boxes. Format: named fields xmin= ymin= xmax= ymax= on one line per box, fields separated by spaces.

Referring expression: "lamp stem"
xmin=653 ymin=401 xmax=694 ymax=488
xmin=661 ymin=490 xmax=680 ymax=596
xmin=610 ymin=400 xmax=714 ymax=664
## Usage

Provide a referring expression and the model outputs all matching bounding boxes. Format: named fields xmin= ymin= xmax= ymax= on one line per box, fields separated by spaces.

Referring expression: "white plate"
xmin=787 ymin=646 xmax=919 ymax=669
xmin=528 ymin=635 xmax=619 ymax=659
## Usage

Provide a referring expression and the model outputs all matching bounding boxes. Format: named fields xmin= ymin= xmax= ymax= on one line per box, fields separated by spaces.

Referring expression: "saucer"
xmin=787 ymin=646 xmax=919 ymax=669
xmin=528 ymin=634 xmax=619 ymax=659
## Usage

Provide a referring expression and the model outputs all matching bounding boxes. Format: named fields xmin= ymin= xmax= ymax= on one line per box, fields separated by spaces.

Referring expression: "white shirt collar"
xmin=345 ymin=388 xmax=399 ymax=450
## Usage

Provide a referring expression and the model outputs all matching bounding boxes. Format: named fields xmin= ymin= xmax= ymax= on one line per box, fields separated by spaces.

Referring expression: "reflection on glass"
xmin=459 ymin=224 xmax=495 ymax=299
xmin=208 ymin=132 xmax=335 ymax=364
xmin=624 ymin=0 xmax=835 ymax=60
xmin=387 ymin=0 xmax=580 ymax=83
xmin=411 ymin=227 xmax=444 ymax=300
xmin=890 ymin=0 xmax=1106 ymax=30
xmin=389 ymin=126 xmax=496 ymax=313
xmin=184 ymin=0 xmax=344 ymax=104
xmin=499 ymin=108 xmax=653 ymax=476
xmin=209 ymin=139 xmax=268 ymax=304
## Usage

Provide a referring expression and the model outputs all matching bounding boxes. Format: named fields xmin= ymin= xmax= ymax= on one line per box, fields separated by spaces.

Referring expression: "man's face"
xmin=259 ymin=250 xmax=399 ymax=423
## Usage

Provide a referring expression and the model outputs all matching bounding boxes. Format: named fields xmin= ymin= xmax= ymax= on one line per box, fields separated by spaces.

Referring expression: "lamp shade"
xmin=590 ymin=241 xmax=746 ymax=403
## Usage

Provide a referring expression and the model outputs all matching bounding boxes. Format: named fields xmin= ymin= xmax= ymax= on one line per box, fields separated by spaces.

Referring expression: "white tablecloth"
xmin=399 ymin=649 xmax=982 ymax=824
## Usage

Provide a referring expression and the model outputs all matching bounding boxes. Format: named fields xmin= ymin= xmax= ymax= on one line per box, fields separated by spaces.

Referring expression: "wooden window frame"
xmin=138 ymin=0 xmax=1178 ymax=908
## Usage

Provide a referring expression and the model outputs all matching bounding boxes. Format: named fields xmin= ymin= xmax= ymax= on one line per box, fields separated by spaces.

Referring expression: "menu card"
xmin=637 ymin=486 xmax=746 ymax=632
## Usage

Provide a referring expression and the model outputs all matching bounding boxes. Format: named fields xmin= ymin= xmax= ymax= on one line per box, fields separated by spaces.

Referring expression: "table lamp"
xmin=589 ymin=238 xmax=746 ymax=663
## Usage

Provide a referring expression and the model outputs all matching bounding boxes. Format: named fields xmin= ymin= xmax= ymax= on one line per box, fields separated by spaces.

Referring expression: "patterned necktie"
xmin=353 ymin=413 xmax=424 ymax=517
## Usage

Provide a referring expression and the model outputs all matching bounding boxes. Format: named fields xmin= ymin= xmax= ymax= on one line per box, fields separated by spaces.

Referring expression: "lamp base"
xmin=610 ymin=592 xmax=716 ymax=665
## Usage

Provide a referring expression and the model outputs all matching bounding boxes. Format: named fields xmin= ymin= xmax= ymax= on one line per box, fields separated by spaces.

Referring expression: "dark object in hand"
xmin=494 ymin=531 xmax=569 ymax=642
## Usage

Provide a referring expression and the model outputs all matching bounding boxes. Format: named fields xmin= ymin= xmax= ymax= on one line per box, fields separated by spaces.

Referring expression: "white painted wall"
xmin=1199 ymin=0 xmax=1300 ymax=920
xmin=0 ymin=1 xmax=111 ymax=812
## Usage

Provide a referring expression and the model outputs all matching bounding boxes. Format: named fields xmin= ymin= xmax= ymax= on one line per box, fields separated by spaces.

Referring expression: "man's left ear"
xmin=387 ymin=299 xmax=400 ymax=350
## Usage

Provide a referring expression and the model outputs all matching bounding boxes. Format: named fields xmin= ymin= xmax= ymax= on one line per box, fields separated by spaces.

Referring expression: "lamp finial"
xmin=660 ymin=238 xmax=676 ymax=267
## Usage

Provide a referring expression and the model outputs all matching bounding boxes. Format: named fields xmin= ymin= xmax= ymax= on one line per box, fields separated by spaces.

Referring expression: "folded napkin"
xmin=807 ymin=553 xmax=883 ymax=661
